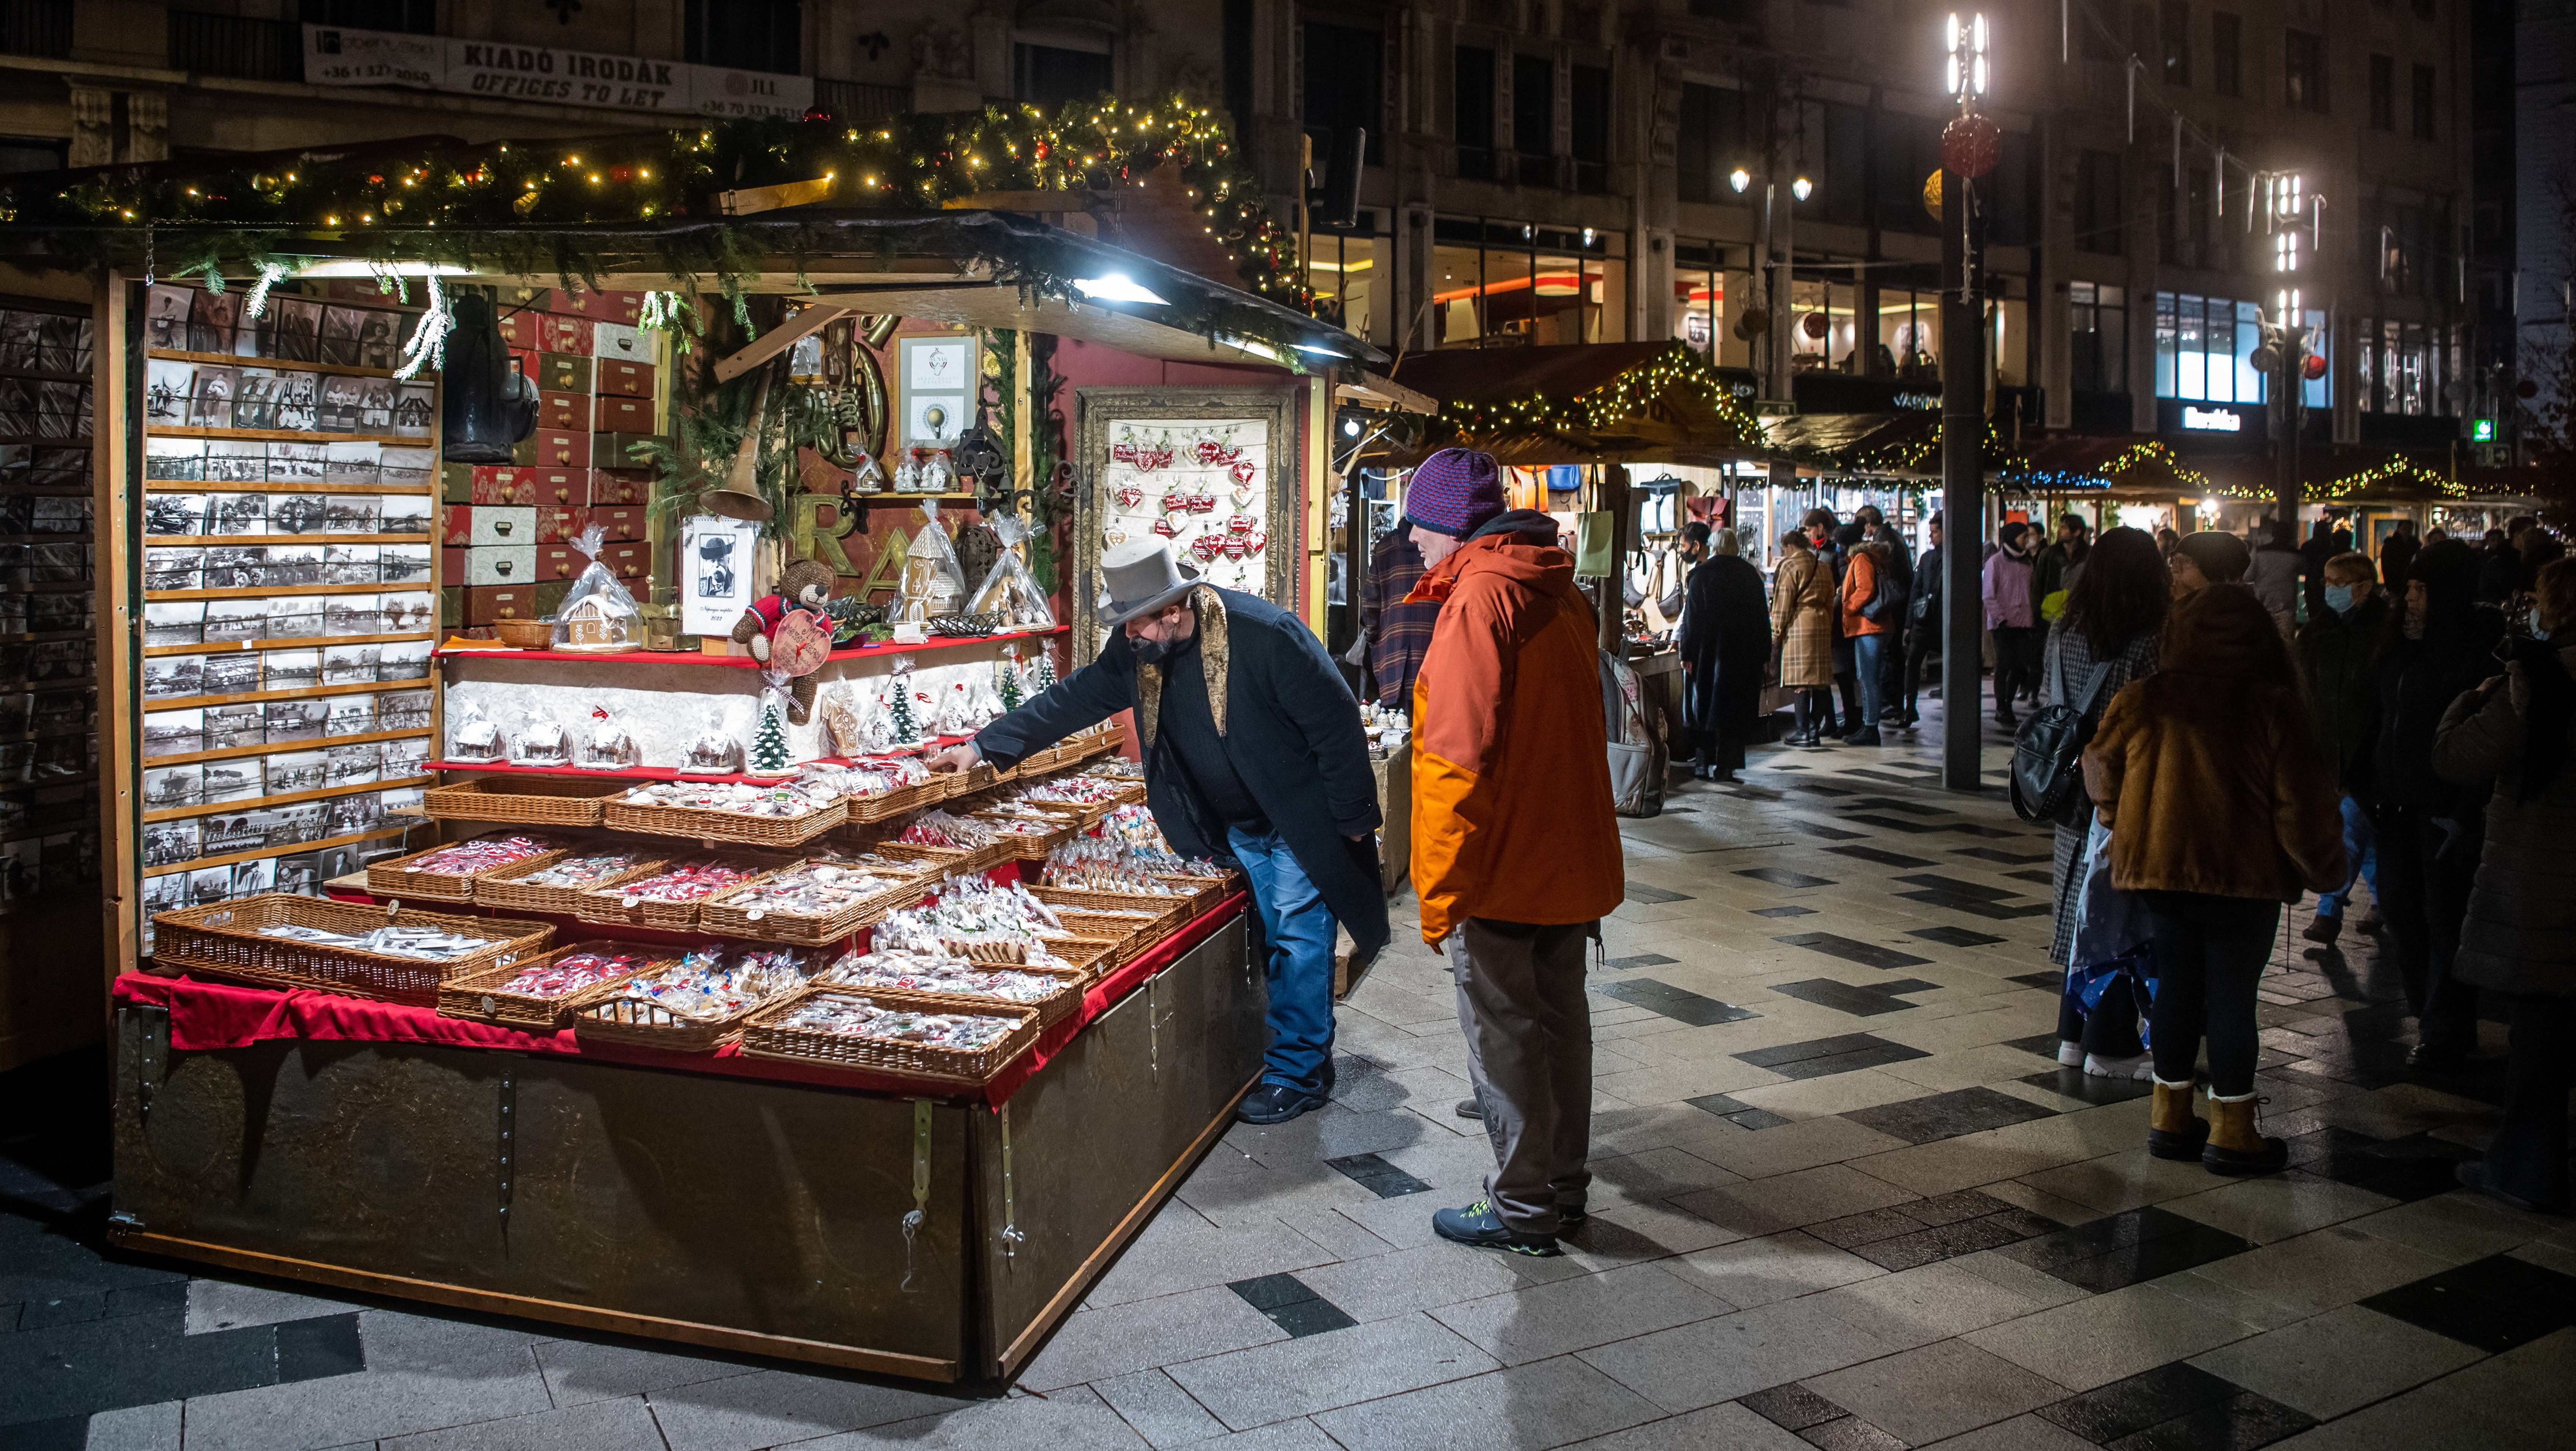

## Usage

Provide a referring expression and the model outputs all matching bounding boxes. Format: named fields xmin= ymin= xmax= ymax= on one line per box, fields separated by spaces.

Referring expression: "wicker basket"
xmin=869 ymin=839 xmax=997 ymax=877
xmin=815 ymin=959 xmax=1085 ymax=1031
xmin=567 ymin=957 xmax=816 ymax=1053
xmin=1026 ymin=884 xmax=1192 ymax=939
xmin=366 ymin=834 xmax=580 ymax=904
xmin=972 ymin=814 xmax=1075 ymax=860
xmin=150 ymin=894 xmax=554 ymax=1006
xmin=737 ymin=984 xmax=1043 ymax=1084
xmin=421 ymin=775 xmax=627 ymax=827
xmin=436 ymin=940 xmax=680 ymax=1029
xmin=1156 ymin=873 xmax=1236 ymax=917
xmin=474 ymin=847 xmax=674 ymax=915
xmin=698 ymin=862 xmax=929 ymax=944
xmin=570 ymin=851 xmax=797 ymax=930
xmin=601 ymin=793 xmax=848 ymax=848
xmin=844 ymin=777 xmax=940 ymax=825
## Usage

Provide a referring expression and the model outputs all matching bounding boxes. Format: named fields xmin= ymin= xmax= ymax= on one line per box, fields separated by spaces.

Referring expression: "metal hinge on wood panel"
xmin=132 ymin=1005 xmax=169 ymax=1119
xmin=496 ymin=1061 xmax=518 ymax=1229
xmin=901 ymin=1099 xmax=931 ymax=1292
xmin=998 ymin=1101 xmax=1023 ymax=1262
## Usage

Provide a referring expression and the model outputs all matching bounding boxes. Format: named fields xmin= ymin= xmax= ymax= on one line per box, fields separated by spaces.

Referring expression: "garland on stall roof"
xmin=1859 ymin=422 xmax=2019 ymax=476
xmin=1999 ymin=440 xmax=2210 ymax=493
xmin=1435 ymin=343 xmax=1767 ymax=442
xmin=0 ymin=96 xmax=1309 ymax=311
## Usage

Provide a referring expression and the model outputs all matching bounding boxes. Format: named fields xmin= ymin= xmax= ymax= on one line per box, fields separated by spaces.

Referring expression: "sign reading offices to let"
xmin=302 ymin=25 xmax=812 ymax=120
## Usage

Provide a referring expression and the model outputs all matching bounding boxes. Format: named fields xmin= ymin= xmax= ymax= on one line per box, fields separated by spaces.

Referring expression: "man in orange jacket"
xmin=1403 ymin=448 xmax=1625 ymax=1256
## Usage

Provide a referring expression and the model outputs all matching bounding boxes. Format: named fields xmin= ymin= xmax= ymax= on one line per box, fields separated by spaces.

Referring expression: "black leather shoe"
xmin=1236 ymin=1083 xmax=1328 ymax=1125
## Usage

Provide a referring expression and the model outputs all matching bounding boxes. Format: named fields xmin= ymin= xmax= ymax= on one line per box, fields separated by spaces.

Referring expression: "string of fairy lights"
xmin=1437 ymin=344 xmax=1769 ymax=443
xmin=0 ymin=97 xmax=1309 ymax=309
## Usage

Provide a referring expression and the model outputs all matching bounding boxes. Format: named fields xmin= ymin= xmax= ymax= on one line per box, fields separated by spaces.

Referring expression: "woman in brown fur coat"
xmin=1771 ymin=529 xmax=1838 ymax=747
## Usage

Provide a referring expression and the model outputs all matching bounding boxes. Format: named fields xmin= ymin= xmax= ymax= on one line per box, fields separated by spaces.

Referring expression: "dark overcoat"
xmin=1677 ymin=554 xmax=1771 ymax=736
xmin=973 ymin=586 xmax=1391 ymax=961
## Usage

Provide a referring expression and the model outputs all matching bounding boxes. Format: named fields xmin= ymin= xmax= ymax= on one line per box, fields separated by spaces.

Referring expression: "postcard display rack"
xmin=0 ymin=294 xmax=102 ymax=914
xmin=135 ymin=280 xmax=441 ymax=943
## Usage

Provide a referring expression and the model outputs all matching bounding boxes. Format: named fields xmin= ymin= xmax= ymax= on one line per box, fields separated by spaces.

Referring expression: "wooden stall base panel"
xmin=104 ymin=1228 xmax=963 ymax=1382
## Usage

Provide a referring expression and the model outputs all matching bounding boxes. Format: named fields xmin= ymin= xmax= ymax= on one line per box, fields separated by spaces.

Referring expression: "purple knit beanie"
xmin=1405 ymin=448 xmax=1506 ymax=538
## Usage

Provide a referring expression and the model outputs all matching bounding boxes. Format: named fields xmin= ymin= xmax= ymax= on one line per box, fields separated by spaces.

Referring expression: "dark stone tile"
xmin=2039 ymin=1362 xmax=2244 ymax=1443
xmin=1595 ymin=978 xmax=1760 ymax=1028
xmin=1764 ymin=1043 xmax=1936 ymax=1081
xmin=1799 ymin=823 xmax=1869 ymax=840
xmin=1767 ymin=979 xmax=1916 ymax=1018
xmin=2004 ymin=1206 xmax=2256 ymax=1292
xmin=1739 ymin=867 xmax=1837 ymax=889
xmin=2020 ymin=1067 xmax=2157 ymax=1105
xmin=1325 ymin=1151 xmax=1434 ymax=1200
xmin=1799 ymin=1415 xmax=1909 ymax=1451
xmin=1914 ymin=926 xmax=2009 ymax=948
xmin=1844 ymin=795 xmax=1949 ymax=814
xmin=13 ymin=1295 xmax=103 ymax=1331
xmin=2007 ymin=869 xmax=2056 ymax=884
xmin=1265 ymin=1296 xmax=1360 ymax=1337
xmin=0 ymin=1415 xmax=84 ymax=1451
xmin=2004 ymin=1032 xmax=2066 ymax=1059
xmin=1954 ymin=846 xmax=2053 ymax=864
xmin=2360 ymin=1252 xmax=2576 ymax=1353
xmin=1942 ymin=822 xmax=2035 ymax=839
xmin=0 ymin=1311 xmax=324 ymax=1429
xmin=1605 ymin=953 xmax=1678 ymax=970
xmin=1229 ymin=1272 xmax=1317 ymax=1312
xmin=1900 ymin=1189 xmax=2021 ymax=1227
xmin=1740 ymin=1382 xmax=1848 ymax=1432
xmin=2286 ymin=1129 xmax=2477 ymax=1204
xmin=1826 ymin=845 xmax=1939 ymax=868
xmin=1738 ymin=1032 xmax=1904 ymax=1068
xmin=1808 ymin=1208 xmax=1931 ymax=1249
xmin=2107 ymin=1390 xmax=2316 ymax=1451
xmin=1843 ymin=1087 xmax=2057 ymax=1145
xmin=275 ymin=1312 xmax=365 ymax=1382
xmin=1850 ymin=1212 xmax=2045 ymax=1271
xmin=1625 ymin=882 xmax=1694 ymax=904
xmin=1892 ymin=873 xmax=2018 ymax=901
xmin=1847 ymin=813 xmax=1949 ymax=834
xmin=1773 ymin=933 xmax=1934 ymax=970
xmin=1878 ymin=978 xmax=1941 ymax=995
xmin=1755 ymin=906 xmax=1820 ymax=918
xmin=1726 ymin=1106 xmax=1794 ymax=1130
xmin=1686 ymin=1093 xmax=1796 ymax=1131
xmin=1791 ymin=782 xmax=1856 ymax=797
xmin=2008 ymin=971 xmax=2065 ymax=990
xmin=1896 ymin=890 xmax=2053 ymax=920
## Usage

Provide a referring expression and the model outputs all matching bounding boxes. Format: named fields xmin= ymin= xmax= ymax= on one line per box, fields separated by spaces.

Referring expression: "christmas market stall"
xmin=3 ymin=101 xmax=1390 ymax=1381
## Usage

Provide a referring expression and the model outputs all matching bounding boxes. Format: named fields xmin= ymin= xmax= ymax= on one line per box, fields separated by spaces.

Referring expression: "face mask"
xmin=2323 ymin=585 xmax=2355 ymax=615
xmin=2533 ymin=608 xmax=2551 ymax=642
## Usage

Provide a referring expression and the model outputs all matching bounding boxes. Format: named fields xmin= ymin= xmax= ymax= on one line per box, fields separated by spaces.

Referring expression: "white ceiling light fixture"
xmin=1071 ymin=273 xmax=1169 ymax=306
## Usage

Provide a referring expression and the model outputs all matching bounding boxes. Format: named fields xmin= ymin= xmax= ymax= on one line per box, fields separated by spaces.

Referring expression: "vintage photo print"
xmin=261 ymin=648 xmax=321 ymax=693
xmin=141 ymin=654 xmax=205 ymax=700
xmin=142 ymin=763 xmax=203 ymax=811
xmin=261 ymin=296 xmax=322 ymax=363
xmin=142 ymin=601 xmax=205 ymax=648
xmin=141 ymin=708 xmax=203 ymax=758
xmin=189 ymin=288 xmax=241 ymax=355
xmin=318 ymin=306 xmax=365 ymax=367
xmin=144 ymin=283 xmax=194 ymax=352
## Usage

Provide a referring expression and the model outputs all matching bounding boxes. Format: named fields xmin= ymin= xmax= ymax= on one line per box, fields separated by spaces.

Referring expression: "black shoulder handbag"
xmin=2009 ymin=645 xmax=2114 ymax=824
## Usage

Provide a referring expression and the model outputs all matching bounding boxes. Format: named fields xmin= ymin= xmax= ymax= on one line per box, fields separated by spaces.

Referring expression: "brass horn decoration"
xmin=811 ymin=313 xmax=895 ymax=470
xmin=701 ymin=372 xmax=776 ymax=522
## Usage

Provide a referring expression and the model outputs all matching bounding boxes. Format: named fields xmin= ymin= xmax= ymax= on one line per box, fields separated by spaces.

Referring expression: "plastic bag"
xmin=552 ymin=523 xmax=642 ymax=651
xmin=511 ymin=707 xmax=573 ymax=766
xmin=680 ymin=705 xmax=742 ymax=775
xmin=967 ymin=514 xmax=1057 ymax=630
xmin=820 ymin=681 xmax=891 ymax=758
xmin=579 ymin=704 xmax=641 ymax=770
xmin=449 ymin=698 xmax=506 ymax=761
xmin=883 ymin=654 xmax=924 ymax=747
xmin=896 ymin=503 xmax=967 ymax=623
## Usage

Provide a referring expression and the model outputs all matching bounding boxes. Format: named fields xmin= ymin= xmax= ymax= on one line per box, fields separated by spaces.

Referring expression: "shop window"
xmin=1430 ymin=217 xmax=1625 ymax=348
xmin=2076 ymin=150 xmax=2124 ymax=256
xmin=1570 ymin=64 xmax=1609 ymax=194
xmin=1672 ymin=240 xmax=1729 ymax=358
xmin=2285 ymin=29 xmax=2326 ymax=112
xmin=685 ymin=0 xmax=799 ymax=75
xmin=2370 ymin=55 xmax=2396 ymax=131
xmin=1303 ymin=22 xmax=1384 ymax=164
xmin=1879 ymin=286 xmax=1942 ymax=383
xmin=1304 ymin=228 xmax=1383 ymax=340
xmin=2412 ymin=64 xmax=2437 ymax=140
xmin=1512 ymin=54 xmax=1555 ymax=187
xmin=1456 ymin=46 xmax=1498 ymax=181
xmin=2071 ymin=282 xmax=2129 ymax=395
xmin=2360 ymin=320 xmax=2452 ymax=415
xmin=1017 ymin=44 xmax=1112 ymax=109
xmin=2152 ymin=292 xmax=2263 ymax=404
xmin=2161 ymin=1 xmax=2191 ymax=86
xmin=2211 ymin=11 xmax=2241 ymax=96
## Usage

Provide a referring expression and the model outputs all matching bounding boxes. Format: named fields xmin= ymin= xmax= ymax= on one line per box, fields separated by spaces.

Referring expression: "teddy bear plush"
xmin=732 ymin=556 xmax=838 ymax=725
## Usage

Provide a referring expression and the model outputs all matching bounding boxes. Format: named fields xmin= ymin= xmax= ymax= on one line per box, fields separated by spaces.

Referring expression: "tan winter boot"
xmin=2202 ymin=1092 xmax=2289 ymax=1175
xmin=2147 ymin=1077 xmax=2208 ymax=1160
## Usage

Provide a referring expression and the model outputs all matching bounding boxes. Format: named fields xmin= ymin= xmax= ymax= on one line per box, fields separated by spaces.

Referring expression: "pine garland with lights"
xmin=1433 ymin=343 xmax=1767 ymax=444
xmin=0 ymin=95 xmax=1309 ymax=309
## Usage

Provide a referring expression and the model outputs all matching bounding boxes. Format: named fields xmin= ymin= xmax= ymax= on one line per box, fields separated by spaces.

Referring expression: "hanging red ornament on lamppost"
xmin=1941 ymin=114 xmax=2001 ymax=179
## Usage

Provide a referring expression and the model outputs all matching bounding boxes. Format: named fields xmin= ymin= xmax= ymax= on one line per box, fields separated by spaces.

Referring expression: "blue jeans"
xmin=2316 ymin=794 xmax=2380 ymax=921
xmin=1229 ymin=824 xmax=1339 ymax=1096
xmin=1852 ymin=632 xmax=1887 ymax=727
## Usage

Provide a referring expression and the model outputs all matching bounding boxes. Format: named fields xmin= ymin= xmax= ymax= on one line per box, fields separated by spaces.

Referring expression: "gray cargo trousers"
xmin=1449 ymin=917 xmax=1596 ymax=1235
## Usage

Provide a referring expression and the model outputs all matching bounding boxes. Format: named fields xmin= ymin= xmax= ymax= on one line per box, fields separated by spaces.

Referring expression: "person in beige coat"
xmin=1772 ymin=529 xmax=1838 ymax=747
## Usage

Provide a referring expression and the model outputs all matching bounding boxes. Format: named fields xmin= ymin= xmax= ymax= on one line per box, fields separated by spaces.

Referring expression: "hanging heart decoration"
xmin=1229 ymin=459 xmax=1258 ymax=484
xmin=1114 ymin=484 xmax=1143 ymax=509
xmin=1215 ymin=443 xmax=1243 ymax=464
xmin=1226 ymin=514 xmax=1254 ymax=536
xmin=1151 ymin=517 xmax=1180 ymax=538
xmin=1230 ymin=487 xmax=1253 ymax=509
xmin=1246 ymin=531 xmax=1268 ymax=556
xmin=1106 ymin=525 xmax=1129 ymax=546
xmin=1160 ymin=490 xmax=1189 ymax=515
xmin=1140 ymin=444 xmax=1176 ymax=471
xmin=1194 ymin=491 xmax=1220 ymax=513
xmin=1222 ymin=538 xmax=1249 ymax=561
xmin=1192 ymin=534 xmax=1226 ymax=562
xmin=1193 ymin=439 xmax=1225 ymax=465
xmin=1111 ymin=441 xmax=1138 ymax=464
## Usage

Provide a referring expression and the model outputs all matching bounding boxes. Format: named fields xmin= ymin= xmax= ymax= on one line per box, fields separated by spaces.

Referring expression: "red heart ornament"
xmin=1227 ymin=514 xmax=1254 ymax=535
xmin=1161 ymin=490 xmax=1188 ymax=514
xmin=1229 ymin=459 xmax=1257 ymax=485
xmin=1246 ymin=531 xmax=1268 ymax=556
xmin=1193 ymin=534 xmax=1225 ymax=562
xmin=1222 ymin=538 xmax=1248 ymax=561
xmin=1151 ymin=517 xmax=1180 ymax=538
xmin=1195 ymin=492 xmax=1219 ymax=513
xmin=1194 ymin=439 xmax=1223 ymax=465
xmin=1114 ymin=484 xmax=1143 ymax=509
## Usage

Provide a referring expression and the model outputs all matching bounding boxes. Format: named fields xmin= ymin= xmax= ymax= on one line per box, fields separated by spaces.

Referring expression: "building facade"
xmin=0 ymin=0 xmax=2501 ymax=465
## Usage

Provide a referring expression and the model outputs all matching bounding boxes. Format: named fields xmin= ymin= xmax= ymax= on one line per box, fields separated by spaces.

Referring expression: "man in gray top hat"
xmin=929 ymin=539 xmax=1390 ymax=1124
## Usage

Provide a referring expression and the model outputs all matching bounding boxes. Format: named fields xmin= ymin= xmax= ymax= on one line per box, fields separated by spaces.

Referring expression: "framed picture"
xmin=898 ymin=333 xmax=976 ymax=448
xmin=679 ymin=515 xmax=760 ymax=638
xmin=1072 ymin=386 xmax=1296 ymax=660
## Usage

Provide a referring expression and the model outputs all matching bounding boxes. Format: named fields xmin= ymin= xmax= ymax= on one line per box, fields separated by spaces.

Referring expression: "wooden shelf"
xmin=145 ymin=678 xmax=420 ymax=712
xmin=144 ymin=824 xmax=414 ymax=880
xmin=436 ymin=624 xmax=1065 ymax=671
xmin=145 ymin=631 xmax=436 ymax=659
xmin=148 ymin=481 xmax=435 ymax=497
xmin=147 ymin=349 xmax=437 ymax=381
xmin=147 ymin=582 xmax=408 ymax=602
xmin=145 ymin=533 xmax=430 ymax=547
xmin=146 ymin=773 xmax=432 ymax=825
xmin=0 ymin=629 xmax=93 ymax=645
xmin=145 ymin=728 xmax=430 ymax=769
xmin=145 ymin=426 xmax=429 ymax=448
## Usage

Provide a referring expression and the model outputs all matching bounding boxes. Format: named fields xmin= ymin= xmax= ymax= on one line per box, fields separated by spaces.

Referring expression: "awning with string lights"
xmin=1373 ymin=342 xmax=1769 ymax=467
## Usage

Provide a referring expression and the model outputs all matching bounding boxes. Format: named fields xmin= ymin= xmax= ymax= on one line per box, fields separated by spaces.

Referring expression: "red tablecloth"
xmin=113 ymin=892 xmax=1247 ymax=1109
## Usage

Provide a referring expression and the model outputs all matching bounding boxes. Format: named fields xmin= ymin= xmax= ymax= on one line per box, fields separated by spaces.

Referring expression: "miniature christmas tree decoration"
xmin=748 ymin=671 xmax=794 ymax=775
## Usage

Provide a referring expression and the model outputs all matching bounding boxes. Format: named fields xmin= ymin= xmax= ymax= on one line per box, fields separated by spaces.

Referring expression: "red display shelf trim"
xmin=436 ymin=624 xmax=1065 ymax=670
xmin=427 ymin=738 xmax=974 ymax=784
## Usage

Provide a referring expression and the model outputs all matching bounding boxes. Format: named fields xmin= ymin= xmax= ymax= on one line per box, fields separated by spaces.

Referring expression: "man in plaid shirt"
xmin=1362 ymin=520 xmax=1439 ymax=704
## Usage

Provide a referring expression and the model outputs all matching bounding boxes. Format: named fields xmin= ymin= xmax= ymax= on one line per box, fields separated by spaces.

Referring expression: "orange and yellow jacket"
xmin=1405 ymin=515 xmax=1625 ymax=944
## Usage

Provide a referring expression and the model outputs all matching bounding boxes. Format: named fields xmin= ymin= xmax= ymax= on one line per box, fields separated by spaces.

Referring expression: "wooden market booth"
xmin=0 ymin=113 xmax=1406 ymax=1382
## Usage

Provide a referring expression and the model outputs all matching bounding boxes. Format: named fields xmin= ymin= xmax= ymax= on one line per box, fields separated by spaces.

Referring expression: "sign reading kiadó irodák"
xmin=302 ymin=24 xmax=813 ymax=120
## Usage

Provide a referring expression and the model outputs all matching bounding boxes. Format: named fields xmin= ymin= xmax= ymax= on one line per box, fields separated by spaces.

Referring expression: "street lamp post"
xmin=1939 ymin=11 xmax=1992 ymax=793
xmin=1730 ymin=166 xmax=1813 ymax=403
xmin=2254 ymin=173 xmax=2318 ymax=539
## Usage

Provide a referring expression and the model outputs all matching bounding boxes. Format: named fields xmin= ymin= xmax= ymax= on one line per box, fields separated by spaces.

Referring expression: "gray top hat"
xmin=1097 ymin=539 xmax=1206 ymax=628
